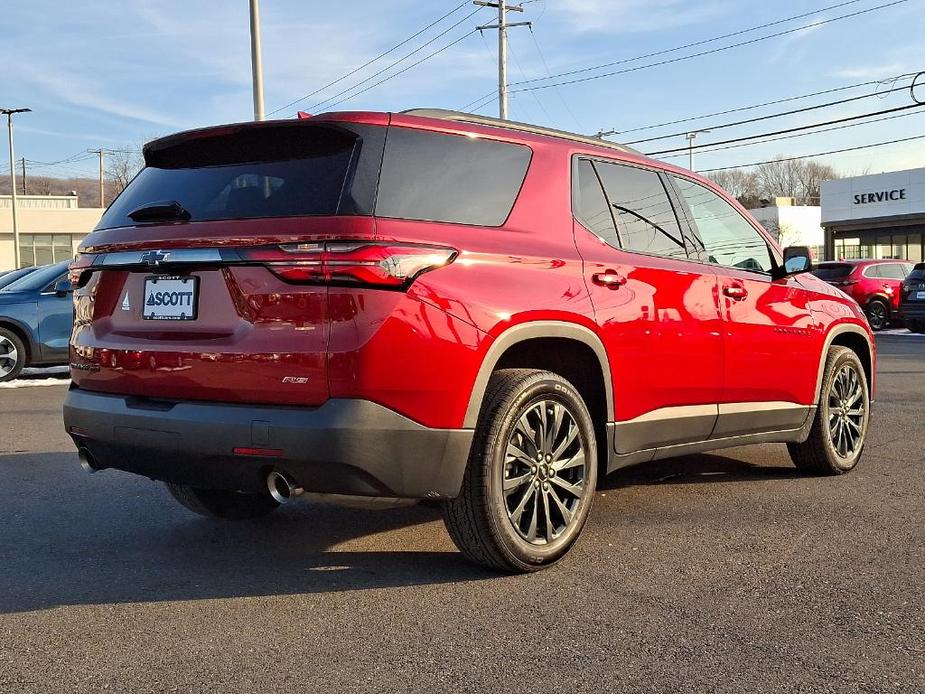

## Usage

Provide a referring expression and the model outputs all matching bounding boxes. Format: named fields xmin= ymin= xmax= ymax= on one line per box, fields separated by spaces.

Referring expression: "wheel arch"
xmin=814 ymin=324 xmax=873 ymax=402
xmin=0 ymin=318 xmax=34 ymax=364
xmin=463 ymin=321 xmax=614 ymax=429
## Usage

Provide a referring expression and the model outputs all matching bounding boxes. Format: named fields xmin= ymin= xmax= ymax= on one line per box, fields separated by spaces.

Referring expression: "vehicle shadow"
xmin=0 ymin=452 xmax=495 ymax=615
xmin=599 ymin=451 xmax=806 ymax=490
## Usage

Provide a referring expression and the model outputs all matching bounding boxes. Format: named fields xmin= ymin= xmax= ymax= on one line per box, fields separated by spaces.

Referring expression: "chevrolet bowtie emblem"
xmin=140 ymin=250 xmax=171 ymax=268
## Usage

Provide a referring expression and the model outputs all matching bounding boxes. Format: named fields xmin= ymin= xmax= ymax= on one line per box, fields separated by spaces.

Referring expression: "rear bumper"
xmin=900 ymin=302 xmax=925 ymax=321
xmin=63 ymin=388 xmax=473 ymax=499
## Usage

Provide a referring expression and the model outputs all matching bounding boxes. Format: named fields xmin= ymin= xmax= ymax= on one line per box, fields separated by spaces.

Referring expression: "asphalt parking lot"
xmin=0 ymin=337 xmax=922 ymax=693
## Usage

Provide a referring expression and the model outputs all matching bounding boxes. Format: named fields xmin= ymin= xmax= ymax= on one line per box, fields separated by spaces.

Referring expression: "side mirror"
xmin=775 ymin=246 xmax=813 ymax=279
xmin=53 ymin=278 xmax=73 ymax=296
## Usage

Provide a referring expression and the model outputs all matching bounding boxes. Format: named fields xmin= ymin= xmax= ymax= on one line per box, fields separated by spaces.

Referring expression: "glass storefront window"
xmin=18 ymin=233 xmax=74 ymax=268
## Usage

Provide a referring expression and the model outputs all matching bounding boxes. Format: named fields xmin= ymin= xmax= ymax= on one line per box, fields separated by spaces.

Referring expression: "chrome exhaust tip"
xmin=267 ymin=470 xmax=303 ymax=504
xmin=77 ymin=448 xmax=101 ymax=473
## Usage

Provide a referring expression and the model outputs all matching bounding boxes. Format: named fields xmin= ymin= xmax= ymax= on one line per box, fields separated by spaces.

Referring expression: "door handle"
xmin=592 ymin=270 xmax=627 ymax=290
xmin=723 ymin=284 xmax=748 ymax=300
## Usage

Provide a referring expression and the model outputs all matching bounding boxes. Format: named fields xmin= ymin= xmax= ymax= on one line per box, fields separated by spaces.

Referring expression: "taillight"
xmin=241 ymin=242 xmax=457 ymax=288
xmin=69 ymin=253 xmax=97 ymax=286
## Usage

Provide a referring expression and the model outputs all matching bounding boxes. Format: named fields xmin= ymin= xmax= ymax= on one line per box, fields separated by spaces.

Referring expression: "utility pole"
xmin=20 ymin=158 xmax=26 ymax=195
xmin=249 ymin=0 xmax=266 ymax=121
xmin=685 ymin=130 xmax=710 ymax=172
xmin=89 ymin=149 xmax=105 ymax=207
xmin=474 ymin=1 xmax=529 ymax=120
xmin=2 ymin=107 xmax=31 ymax=269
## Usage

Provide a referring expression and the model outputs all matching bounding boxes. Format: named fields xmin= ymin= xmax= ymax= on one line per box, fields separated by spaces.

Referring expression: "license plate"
xmin=917 ymin=291 xmax=925 ymax=300
xmin=143 ymin=276 xmax=198 ymax=321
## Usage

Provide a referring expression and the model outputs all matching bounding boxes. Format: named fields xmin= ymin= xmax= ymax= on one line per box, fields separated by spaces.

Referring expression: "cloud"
xmin=551 ymin=0 xmax=727 ymax=34
xmin=831 ymin=64 xmax=907 ymax=80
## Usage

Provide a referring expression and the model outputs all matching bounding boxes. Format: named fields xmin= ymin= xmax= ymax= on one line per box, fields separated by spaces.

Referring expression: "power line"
xmin=267 ymin=1 xmax=471 ymax=117
xmin=610 ymin=72 xmax=918 ymax=136
xmin=459 ymin=0 xmax=899 ymax=109
xmin=320 ymin=28 xmax=482 ymax=112
xmin=528 ymin=25 xmax=583 ymax=132
xmin=698 ymin=133 xmax=925 ymax=173
xmin=515 ymin=0 xmax=869 ymax=88
xmin=645 ymin=102 xmax=925 ymax=156
xmin=509 ymin=0 xmax=910 ymax=95
xmin=307 ymin=7 xmax=485 ymax=113
xmin=656 ymin=108 xmax=925 ymax=160
xmin=625 ymin=81 xmax=917 ymax=145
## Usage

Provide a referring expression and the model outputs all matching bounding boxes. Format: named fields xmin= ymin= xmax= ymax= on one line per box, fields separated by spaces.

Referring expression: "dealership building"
xmin=821 ymin=167 xmax=925 ymax=263
xmin=0 ymin=195 xmax=104 ymax=271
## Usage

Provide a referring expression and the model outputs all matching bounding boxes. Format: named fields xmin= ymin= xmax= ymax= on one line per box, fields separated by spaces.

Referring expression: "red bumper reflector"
xmin=233 ymin=447 xmax=284 ymax=458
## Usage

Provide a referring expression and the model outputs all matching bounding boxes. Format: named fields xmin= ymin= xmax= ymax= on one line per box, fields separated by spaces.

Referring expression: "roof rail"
xmin=401 ymin=108 xmax=640 ymax=155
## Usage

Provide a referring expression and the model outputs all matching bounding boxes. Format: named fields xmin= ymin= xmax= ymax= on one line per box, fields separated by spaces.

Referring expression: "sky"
xmin=2 ymin=0 xmax=924 ymax=182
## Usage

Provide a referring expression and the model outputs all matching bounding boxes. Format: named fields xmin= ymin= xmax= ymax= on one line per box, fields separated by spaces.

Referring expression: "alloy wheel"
xmin=502 ymin=399 xmax=588 ymax=545
xmin=867 ymin=302 xmax=887 ymax=330
xmin=827 ymin=364 xmax=866 ymax=459
xmin=0 ymin=335 xmax=19 ymax=379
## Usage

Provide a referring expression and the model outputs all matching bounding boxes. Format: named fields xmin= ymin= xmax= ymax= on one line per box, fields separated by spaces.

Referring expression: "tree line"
xmin=705 ymin=157 xmax=842 ymax=208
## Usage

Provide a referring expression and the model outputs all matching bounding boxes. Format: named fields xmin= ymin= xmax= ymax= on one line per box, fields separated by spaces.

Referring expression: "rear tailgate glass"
xmin=97 ymin=123 xmax=385 ymax=231
xmin=812 ymin=264 xmax=854 ymax=281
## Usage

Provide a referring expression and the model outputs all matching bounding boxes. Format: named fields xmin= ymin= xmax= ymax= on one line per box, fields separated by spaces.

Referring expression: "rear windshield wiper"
xmin=127 ymin=200 xmax=191 ymax=223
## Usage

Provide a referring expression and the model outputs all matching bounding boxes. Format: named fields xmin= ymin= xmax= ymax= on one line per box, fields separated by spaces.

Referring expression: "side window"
xmin=376 ymin=127 xmax=532 ymax=226
xmin=881 ymin=264 xmax=907 ymax=280
xmin=672 ymin=176 xmax=774 ymax=273
xmin=863 ymin=264 xmax=883 ymax=279
xmin=573 ymin=158 xmax=619 ymax=247
xmin=594 ymin=162 xmax=687 ymax=259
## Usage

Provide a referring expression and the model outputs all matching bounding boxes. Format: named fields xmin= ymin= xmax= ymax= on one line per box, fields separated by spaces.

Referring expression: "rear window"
xmin=375 ymin=127 xmax=532 ymax=226
xmin=812 ymin=264 xmax=854 ymax=280
xmin=97 ymin=124 xmax=383 ymax=230
xmin=908 ymin=263 xmax=925 ymax=281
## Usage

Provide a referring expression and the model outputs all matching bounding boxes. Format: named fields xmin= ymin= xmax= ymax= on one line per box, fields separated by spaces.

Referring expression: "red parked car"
xmin=63 ymin=110 xmax=875 ymax=572
xmin=811 ymin=259 xmax=913 ymax=331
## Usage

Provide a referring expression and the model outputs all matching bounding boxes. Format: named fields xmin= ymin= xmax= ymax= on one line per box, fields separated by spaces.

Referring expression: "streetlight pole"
xmin=249 ymin=0 xmax=266 ymax=121
xmin=685 ymin=130 xmax=710 ymax=172
xmin=2 ymin=108 xmax=31 ymax=269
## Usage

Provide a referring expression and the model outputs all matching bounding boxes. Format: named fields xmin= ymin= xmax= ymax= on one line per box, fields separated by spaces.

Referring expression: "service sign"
xmin=821 ymin=167 xmax=925 ymax=224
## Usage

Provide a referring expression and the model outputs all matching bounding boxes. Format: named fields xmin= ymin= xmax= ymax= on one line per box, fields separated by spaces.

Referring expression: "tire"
xmin=165 ymin=483 xmax=280 ymax=520
xmin=787 ymin=346 xmax=870 ymax=475
xmin=0 ymin=327 xmax=26 ymax=383
xmin=443 ymin=369 xmax=598 ymax=573
xmin=865 ymin=298 xmax=890 ymax=331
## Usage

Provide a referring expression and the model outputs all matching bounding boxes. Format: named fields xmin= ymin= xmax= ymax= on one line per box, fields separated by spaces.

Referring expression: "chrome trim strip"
xmin=94 ymin=248 xmax=224 ymax=267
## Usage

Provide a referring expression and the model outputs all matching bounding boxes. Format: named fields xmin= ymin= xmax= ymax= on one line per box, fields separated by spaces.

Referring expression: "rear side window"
xmin=98 ymin=124 xmax=381 ymax=230
xmin=862 ymin=264 xmax=884 ymax=278
xmin=879 ymin=263 xmax=908 ymax=280
xmin=594 ymin=161 xmax=687 ymax=259
xmin=375 ymin=128 xmax=531 ymax=226
xmin=672 ymin=176 xmax=773 ymax=273
xmin=812 ymin=264 xmax=854 ymax=280
xmin=573 ymin=159 xmax=619 ymax=246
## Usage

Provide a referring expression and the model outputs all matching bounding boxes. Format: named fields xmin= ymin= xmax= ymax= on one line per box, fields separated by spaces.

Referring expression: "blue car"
xmin=0 ymin=261 xmax=73 ymax=381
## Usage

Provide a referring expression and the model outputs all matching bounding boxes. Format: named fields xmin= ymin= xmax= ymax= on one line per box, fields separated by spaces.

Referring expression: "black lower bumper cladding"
xmin=63 ymin=388 xmax=473 ymax=499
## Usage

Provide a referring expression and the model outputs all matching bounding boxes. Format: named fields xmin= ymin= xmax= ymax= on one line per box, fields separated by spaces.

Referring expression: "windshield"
xmin=0 ymin=267 xmax=38 ymax=290
xmin=0 ymin=262 xmax=69 ymax=293
xmin=97 ymin=124 xmax=365 ymax=230
xmin=811 ymin=263 xmax=854 ymax=281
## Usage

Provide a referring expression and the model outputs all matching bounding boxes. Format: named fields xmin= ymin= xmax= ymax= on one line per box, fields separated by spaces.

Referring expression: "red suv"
xmin=812 ymin=259 xmax=913 ymax=331
xmin=63 ymin=110 xmax=875 ymax=572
